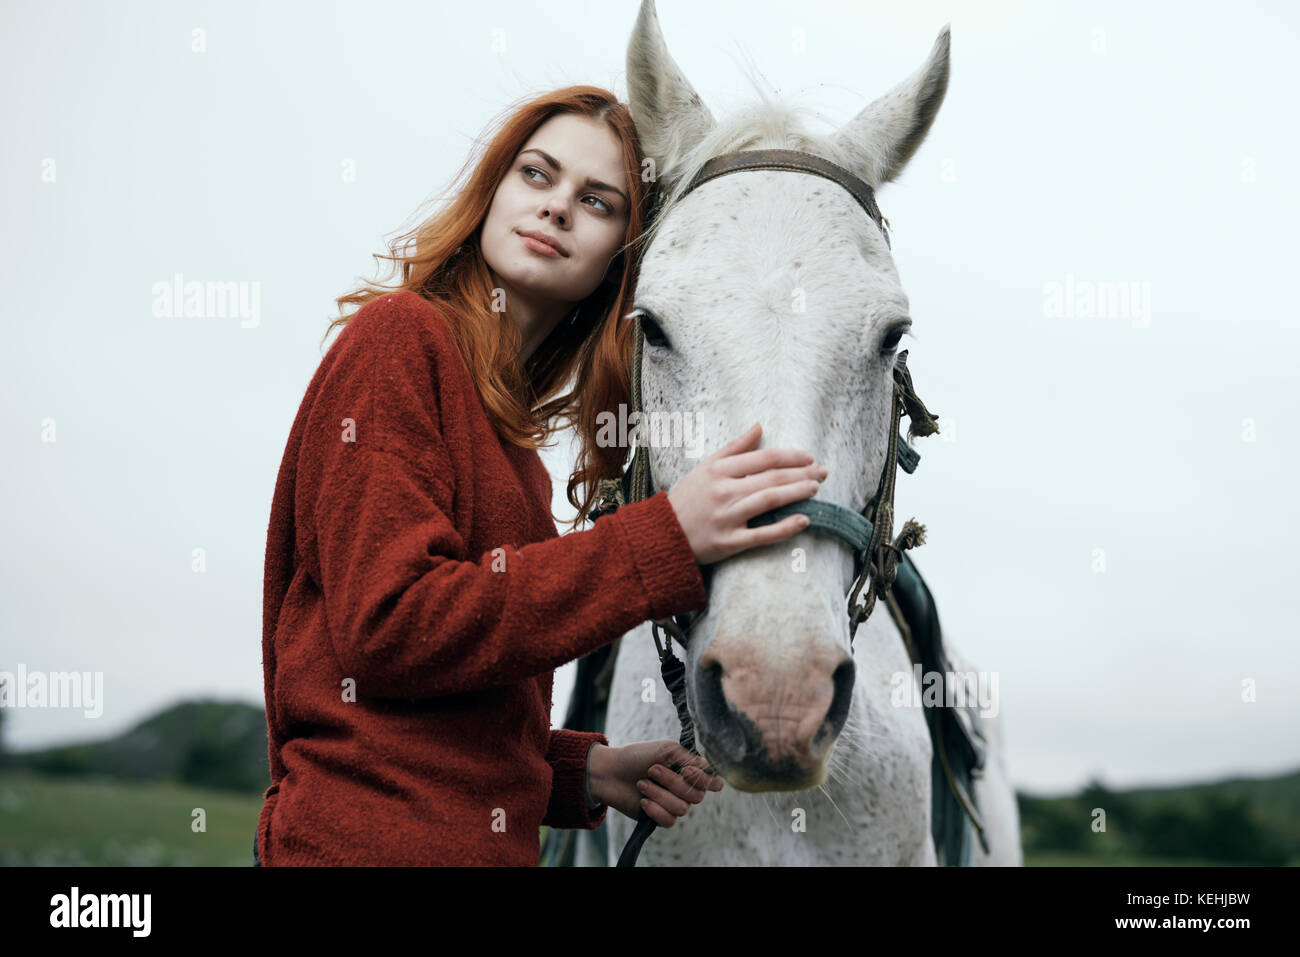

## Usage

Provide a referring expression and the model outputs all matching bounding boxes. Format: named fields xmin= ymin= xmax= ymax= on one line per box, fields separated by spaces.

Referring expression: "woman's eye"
xmin=522 ymin=166 xmax=612 ymax=213
xmin=630 ymin=309 xmax=671 ymax=350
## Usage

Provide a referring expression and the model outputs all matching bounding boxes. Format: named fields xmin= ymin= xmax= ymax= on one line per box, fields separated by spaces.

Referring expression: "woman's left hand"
xmin=588 ymin=741 xmax=724 ymax=827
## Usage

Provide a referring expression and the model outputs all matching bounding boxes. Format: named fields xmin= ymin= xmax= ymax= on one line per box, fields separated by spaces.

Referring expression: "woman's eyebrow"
xmin=519 ymin=148 xmax=629 ymax=207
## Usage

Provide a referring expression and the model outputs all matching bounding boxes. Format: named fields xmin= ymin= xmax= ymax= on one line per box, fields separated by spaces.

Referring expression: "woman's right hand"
xmin=667 ymin=422 xmax=828 ymax=566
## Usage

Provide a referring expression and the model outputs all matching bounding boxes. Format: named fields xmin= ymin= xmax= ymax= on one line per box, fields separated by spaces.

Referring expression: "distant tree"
xmin=1017 ymin=794 xmax=1089 ymax=852
xmin=1197 ymin=794 xmax=1279 ymax=862
xmin=1080 ymin=776 xmax=1140 ymax=834
xmin=1019 ymin=777 xmax=1288 ymax=865
xmin=1135 ymin=802 xmax=1202 ymax=858
xmin=1134 ymin=793 xmax=1285 ymax=864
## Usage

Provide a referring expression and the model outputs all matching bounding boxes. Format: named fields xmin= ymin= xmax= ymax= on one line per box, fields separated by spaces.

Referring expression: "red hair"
xmin=325 ymin=86 xmax=654 ymax=532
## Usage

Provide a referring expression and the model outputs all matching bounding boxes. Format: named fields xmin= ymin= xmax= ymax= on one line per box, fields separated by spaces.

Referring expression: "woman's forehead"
xmin=520 ymin=115 xmax=629 ymax=191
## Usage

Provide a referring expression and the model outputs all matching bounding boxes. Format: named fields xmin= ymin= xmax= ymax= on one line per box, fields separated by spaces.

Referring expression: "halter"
xmin=603 ymin=149 xmax=939 ymax=650
xmin=593 ymin=149 xmax=942 ymax=865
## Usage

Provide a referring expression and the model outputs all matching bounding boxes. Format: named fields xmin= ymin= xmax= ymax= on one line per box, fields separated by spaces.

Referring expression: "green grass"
xmin=4 ymin=701 xmax=1295 ymax=866
xmin=2 ymin=768 xmax=1294 ymax=866
xmin=0 ymin=769 xmax=262 ymax=866
xmin=1022 ymin=851 xmax=1261 ymax=867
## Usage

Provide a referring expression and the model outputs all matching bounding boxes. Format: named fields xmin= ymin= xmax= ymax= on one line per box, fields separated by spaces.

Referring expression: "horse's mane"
xmin=635 ymin=60 xmax=861 ymax=256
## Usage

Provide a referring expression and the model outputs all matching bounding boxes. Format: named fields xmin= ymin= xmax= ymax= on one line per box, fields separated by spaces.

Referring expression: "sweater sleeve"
xmin=542 ymin=730 xmax=609 ymax=829
xmin=299 ymin=296 xmax=708 ymax=700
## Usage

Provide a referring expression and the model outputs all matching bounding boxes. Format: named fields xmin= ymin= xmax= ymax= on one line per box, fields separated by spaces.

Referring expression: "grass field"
xmin=5 ymin=701 xmax=1292 ymax=866
xmin=5 ymin=769 xmax=1279 ymax=867
xmin=0 ymin=770 xmax=262 ymax=867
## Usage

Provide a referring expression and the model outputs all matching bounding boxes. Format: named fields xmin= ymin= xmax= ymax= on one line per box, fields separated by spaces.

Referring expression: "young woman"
xmin=255 ymin=87 xmax=827 ymax=865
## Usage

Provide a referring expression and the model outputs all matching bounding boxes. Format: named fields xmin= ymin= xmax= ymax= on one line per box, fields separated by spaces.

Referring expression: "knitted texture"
xmin=257 ymin=290 xmax=707 ymax=865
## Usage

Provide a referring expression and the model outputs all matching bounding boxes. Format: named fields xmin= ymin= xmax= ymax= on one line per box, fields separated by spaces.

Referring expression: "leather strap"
xmin=683 ymin=148 xmax=891 ymax=248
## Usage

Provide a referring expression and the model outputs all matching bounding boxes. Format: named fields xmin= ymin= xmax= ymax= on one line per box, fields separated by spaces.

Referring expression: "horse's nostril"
xmin=696 ymin=654 xmax=722 ymax=684
xmin=695 ymin=659 xmax=752 ymax=762
xmin=696 ymin=659 xmax=724 ymax=717
xmin=825 ymin=658 xmax=856 ymax=738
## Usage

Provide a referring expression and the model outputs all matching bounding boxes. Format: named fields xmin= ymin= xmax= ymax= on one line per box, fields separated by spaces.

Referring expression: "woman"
xmin=255 ymin=86 xmax=827 ymax=865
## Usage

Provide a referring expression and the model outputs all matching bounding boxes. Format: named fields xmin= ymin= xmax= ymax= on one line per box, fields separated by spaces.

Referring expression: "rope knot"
xmin=595 ymin=477 xmax=625 ymax=514
xmin=894 ymin=519 xmax=927 ymax=551
xmin=894 ymin=350 xmax=941 ymax=443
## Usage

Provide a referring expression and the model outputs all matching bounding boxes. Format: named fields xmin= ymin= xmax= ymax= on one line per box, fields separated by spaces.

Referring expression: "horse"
xmin=574 ymin=0 xmax=1022 ymax=866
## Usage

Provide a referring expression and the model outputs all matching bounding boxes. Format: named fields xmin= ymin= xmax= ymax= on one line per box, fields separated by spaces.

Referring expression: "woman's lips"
xmin=519 ymin=232 xmax=564 ymax=257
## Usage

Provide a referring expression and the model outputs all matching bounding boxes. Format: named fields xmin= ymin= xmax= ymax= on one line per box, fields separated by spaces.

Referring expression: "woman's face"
xmin=481 ymin=113 xmax=631 ymax=311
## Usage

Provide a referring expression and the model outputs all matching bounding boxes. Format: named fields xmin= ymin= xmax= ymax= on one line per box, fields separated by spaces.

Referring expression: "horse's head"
xmin=624 ymin=0 xmax=950 ymax=791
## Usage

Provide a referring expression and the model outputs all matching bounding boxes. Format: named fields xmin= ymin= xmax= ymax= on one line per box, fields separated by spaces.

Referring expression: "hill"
xmin=0 ymin=699 xmax=269 ymax=793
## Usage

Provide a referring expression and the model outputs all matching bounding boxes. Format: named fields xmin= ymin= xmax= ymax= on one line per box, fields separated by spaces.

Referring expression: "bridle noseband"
xmin=593 ymin=149 xmax=941 ymax=866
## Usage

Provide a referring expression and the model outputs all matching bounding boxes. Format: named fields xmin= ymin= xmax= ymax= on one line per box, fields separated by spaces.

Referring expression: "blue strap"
xmin=745 ymin=498 xmax=876 ymax=559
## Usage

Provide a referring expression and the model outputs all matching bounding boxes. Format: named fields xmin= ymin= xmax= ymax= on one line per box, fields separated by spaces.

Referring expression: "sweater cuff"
xmin=543 ymin=729 xmax=609 ymax=830
xmin=585 ymin=749 xmax=600 ymax=811
xmin=611 ymin=491 xmax=709 ymax=622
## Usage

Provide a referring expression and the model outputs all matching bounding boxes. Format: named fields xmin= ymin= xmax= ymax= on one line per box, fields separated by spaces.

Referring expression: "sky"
xmin=1 ymin=0 xmax=1297 ymax=796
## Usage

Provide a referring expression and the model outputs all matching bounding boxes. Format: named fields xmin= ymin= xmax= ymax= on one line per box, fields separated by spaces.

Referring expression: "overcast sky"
xmin=2 ymin=0 xmax=1297 ymax=796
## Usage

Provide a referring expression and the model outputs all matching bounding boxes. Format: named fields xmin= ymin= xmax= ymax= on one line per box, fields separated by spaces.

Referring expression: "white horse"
xmin=586 ymin=1 xmax=1022 ymax=866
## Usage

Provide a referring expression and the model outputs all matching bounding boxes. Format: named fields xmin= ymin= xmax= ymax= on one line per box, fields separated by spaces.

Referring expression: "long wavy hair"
xmin=324 ymin=87 xmax=655 ymax=533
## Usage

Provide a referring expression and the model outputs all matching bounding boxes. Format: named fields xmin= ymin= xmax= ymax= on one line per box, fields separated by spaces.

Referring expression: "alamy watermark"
xmin=890 ymin=665 xmax=999 ymax=718
xmin=151 ymin=273 xmax=261 ymax=328
xmin=0 ymin=665 xmax=103 ymax=718
xmin=595 ymin=403 xmax=715 ymax=458
xmin=49 ymin=886 xmax=150 ymax=936
xmin=1042 ymin=273 xmax=1151 ymax=328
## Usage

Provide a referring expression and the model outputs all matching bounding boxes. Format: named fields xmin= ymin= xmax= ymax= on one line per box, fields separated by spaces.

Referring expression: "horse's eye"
xmin=880 ymin=320 xmax=911 ymax=356
xmin=630 ymin=308 xmax=671 ymax=350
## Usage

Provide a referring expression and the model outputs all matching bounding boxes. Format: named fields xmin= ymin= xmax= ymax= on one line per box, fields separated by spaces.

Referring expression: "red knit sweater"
xmin=256 ymin=290 xmax=708 ymax=865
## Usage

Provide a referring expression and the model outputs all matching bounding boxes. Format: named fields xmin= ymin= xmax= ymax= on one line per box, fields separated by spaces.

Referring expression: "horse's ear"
xmin=832 ymin=25 xmax=951 ymax=187
xmin=626 ymin=0 xmax=715 ymax=184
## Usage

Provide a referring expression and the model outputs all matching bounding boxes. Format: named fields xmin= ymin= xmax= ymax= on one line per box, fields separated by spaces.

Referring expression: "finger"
xmin=637 ymin=777 xmax=691 ymax=818
xmin=641 ymin=799 xmax=677 ymax=828
xmin=716 ymin=447 xmax=815 ymax=479
xmin=679 ymin=764 xmax=725 ymax=792
xmin=731 ymin=477 xmax=820 ymax=525
xmin=651 ymin=764 xmax=707 ymax=803
xmin=706 ymin=422 xmax=761 ymax=462
xmin=641 ymin=773 xmax=694 ymax=814
xmin=734 ymin=511 xmax=810 ymax=551
xmin=669 ymin=751 xmax=724 ymax=791
xmin=730 ymin=463 xmax=827 ymax=499
xmin=661 ymin=743 xmax=708 ymax=776
xmin=674 ymin=751 xmax=712 ymax=772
